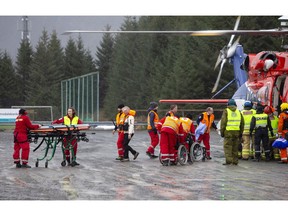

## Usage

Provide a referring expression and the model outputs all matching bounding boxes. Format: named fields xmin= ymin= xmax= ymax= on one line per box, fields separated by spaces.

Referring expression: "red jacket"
xmin=14 ymin=114 xmax=40 ymax=143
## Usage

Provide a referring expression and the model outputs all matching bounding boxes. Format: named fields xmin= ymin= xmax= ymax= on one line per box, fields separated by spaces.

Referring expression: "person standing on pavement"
xmin=158 ymin=114 xmax=185 ymax=166
xmin=146 ymin=102 xmax=159 ymax=159
xmin=52 ymin=107 xmax=83 ymax=166
xmin=264 ymin=105 xmax=280 ymax=161
xmin=220 ymin=99 xmax=244 ymax=165
xmin=121 ymin=106 xmax=139 ymax=162
xmin=112 ymin=104 xmax=125 ymax=160
xmin=241 ymin=101 xmax=256 ymax=160
xmin=13 ymin=108 xmax=41 ymax=168
xmin=196 ymin=107 xmax=218 ymax=160
xmin=250 ymin=105 xmax=274 ymax=162
xmin=277 ymin=102 xmax=288 ymax=163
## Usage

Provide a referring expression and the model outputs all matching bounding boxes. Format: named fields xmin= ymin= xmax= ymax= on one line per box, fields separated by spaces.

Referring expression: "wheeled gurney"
xmin=28 ymin=124 xmax=90 ymax=168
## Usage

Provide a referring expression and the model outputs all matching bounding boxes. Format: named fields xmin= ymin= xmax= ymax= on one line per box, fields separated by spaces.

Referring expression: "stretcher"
xmin=28 ymin=124 xmax=90 ymax=168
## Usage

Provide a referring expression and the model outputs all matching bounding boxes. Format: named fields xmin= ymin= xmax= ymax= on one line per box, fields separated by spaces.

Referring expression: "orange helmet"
xmin=264 ymin=106 xmax=273 ymax=114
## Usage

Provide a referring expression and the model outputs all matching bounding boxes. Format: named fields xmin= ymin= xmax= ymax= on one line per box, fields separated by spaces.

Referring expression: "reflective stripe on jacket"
xmin=254 ymin=113 xmax=268 ymax=128
xmin=226 ymin=108 xmax=241 ymax=131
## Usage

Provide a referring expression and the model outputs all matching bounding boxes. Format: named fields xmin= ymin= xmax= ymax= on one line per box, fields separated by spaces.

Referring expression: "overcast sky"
xmin=0 ymin=16 xmax=125 ymax=62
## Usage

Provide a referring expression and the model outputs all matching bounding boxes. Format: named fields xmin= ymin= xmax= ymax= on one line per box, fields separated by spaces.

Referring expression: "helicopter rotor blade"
xmin=226 ymin=36 xmax=241 ymax=58
xmin=212 ymin=59 xmax=226 ymax=93
xmin=228 ymin=16 xmax=241 ymax=47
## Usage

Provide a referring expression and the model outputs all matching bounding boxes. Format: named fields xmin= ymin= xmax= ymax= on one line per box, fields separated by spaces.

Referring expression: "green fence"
xmin=61 ymin=72 xmax=99 ymax=122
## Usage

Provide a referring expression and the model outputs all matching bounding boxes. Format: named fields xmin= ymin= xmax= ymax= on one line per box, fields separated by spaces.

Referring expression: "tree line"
xmin=0 ymin=16 xmax=281 ymax=120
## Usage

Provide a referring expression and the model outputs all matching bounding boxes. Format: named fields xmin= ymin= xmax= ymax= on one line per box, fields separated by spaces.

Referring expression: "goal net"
xmin=11 ymin=106 xmax=53 ymax=122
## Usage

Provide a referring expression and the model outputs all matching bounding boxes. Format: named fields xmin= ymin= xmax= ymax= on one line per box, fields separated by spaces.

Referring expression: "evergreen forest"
xmin=0 ymin=16 xmax=282 ymax=120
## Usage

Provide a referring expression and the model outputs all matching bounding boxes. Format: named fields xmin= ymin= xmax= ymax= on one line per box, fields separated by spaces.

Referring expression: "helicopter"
xmin=63 ymin=16 xmax=288 ymax=114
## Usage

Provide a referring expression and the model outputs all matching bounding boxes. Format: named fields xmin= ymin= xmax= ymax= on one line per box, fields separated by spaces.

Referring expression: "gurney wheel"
xmin=45 ymin=161 xmax=48 ymax=168
xmin=61 ymin=161 xmax=66 ymax=167
xmin=35 ymin=160 xmax=39 ymax=167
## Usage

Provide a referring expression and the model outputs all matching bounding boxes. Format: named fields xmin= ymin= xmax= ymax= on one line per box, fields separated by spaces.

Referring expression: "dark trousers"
xmin=123 ymin=133 xmax=136 ymax=159
xmin=254 ymin=128 xmax=270 ymax=159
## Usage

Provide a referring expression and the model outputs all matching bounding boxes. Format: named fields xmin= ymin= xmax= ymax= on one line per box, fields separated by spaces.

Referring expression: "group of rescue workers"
xmin=11 ymin=99 xmax=288 ymax=168
xmin=113 ymin=99 xmax=288 ymax=166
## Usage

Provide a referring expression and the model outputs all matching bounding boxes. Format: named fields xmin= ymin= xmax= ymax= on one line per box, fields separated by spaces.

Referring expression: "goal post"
xmin=61 ymin=72 xmax=99 ymax=122
xmin=11 ymin=106 xmax=53 ymax=122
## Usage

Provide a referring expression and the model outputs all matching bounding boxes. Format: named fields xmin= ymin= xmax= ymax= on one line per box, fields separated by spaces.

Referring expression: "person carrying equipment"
xmin=52 ymin=107 xmax=83 ymax=166
xmin=112 ymin=104 xmax=125 ymax=160
xmin=241 ymin=101 xmax=256 ymax=160
xmin=146 ymin=102 xmax=160 ymax=159
xmin=250 ymin=105 xmax=274 ymax=162
xmin=220 ymin=99 xmax=244 ymax=165
xmin=277 ymin=102 xmax=288 ymax=163
xmin=13 ymin=108 xmax=41 ymax=168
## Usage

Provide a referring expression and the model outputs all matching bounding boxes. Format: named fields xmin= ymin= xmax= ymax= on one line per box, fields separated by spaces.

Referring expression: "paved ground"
xmin=1 ymin=128 xmax=288 ymax=202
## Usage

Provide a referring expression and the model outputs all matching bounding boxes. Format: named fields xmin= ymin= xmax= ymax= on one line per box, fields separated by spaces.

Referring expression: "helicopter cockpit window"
xmin=257 ymin=85 xmax=270 ymax=105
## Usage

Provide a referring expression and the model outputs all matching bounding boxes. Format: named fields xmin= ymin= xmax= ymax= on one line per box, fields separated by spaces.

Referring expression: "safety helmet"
xmin=227 ymin=99 xmax=236 ymax=106
xmin=280 ymin=103 xmax=288 ymax=111
xmin=244 ymin=101 xmax=252 ymax=108
xmin=264 ymin=106 xmax=273 ymax=114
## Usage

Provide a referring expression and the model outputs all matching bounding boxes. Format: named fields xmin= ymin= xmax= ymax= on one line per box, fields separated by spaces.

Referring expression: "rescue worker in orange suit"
xmin=158 ymin=114 xmax=185 ymax=166
xmin=112 ymin=104 xmax=125 ymax=160
xmin=196 ymin=107 xmax=217 ymax=160
xmin=277 ymin=102 xmax=288 ymax=163
xmin=121 ymin=106 xmax=139 ymax=162
xmin=250 ymin=105 xmax=274 ymax=162
xmin=52 ymin=107 xmax=83 ymax=166
xmin=220 ymin=99 xmax=244 ymax=165
xmin=264 ymin=105 xmax=280 ymax=160
xmin=180 ymin=113 xmax=195 ymax=164
xmin=13 ymin=108 xmax=41 ymax=168
xmin=146 ymin=102 xmax=159 ymax=159
xmin=241 ymin=101 xmax=256 ymax=160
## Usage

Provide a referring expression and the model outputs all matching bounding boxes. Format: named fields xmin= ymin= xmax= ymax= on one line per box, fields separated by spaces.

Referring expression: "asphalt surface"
xmin=0 ymin=129 xmax=288 ymax=201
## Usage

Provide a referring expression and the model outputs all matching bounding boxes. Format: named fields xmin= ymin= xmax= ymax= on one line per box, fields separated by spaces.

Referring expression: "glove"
xmin=152 ymin=128 xmax=157 ymax=135
xmin=270 ymin=131 xmax=274 ymax=137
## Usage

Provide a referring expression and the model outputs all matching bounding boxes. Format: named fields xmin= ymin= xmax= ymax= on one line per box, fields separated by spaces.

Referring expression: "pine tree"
xmin=95 ymin=25 xmax=115 ymax=108
xmin=15 ymin=39 xmax=34 ymax=105
xmin=0 ymin=51 xmax=17 ymax=107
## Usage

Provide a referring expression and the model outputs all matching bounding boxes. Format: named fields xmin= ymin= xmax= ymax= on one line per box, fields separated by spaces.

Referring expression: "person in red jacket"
xmin=52 ymin=107 xmax=83 ymax=166
xmin=13 ymin=108 xmax=41 ymax=168
xmin=159 ymin=115 xmax=185 ymax=166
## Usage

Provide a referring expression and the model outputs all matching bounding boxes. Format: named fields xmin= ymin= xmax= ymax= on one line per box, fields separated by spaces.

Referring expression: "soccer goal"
xmin=11 ymin=106 xmax=53 ymax=122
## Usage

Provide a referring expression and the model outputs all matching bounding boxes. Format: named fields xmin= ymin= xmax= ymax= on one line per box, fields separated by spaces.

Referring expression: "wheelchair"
xmin=159 ymin=142 xmax=189 ymax=166
xmin=186 ymin=133 xmax=206 ymax=162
